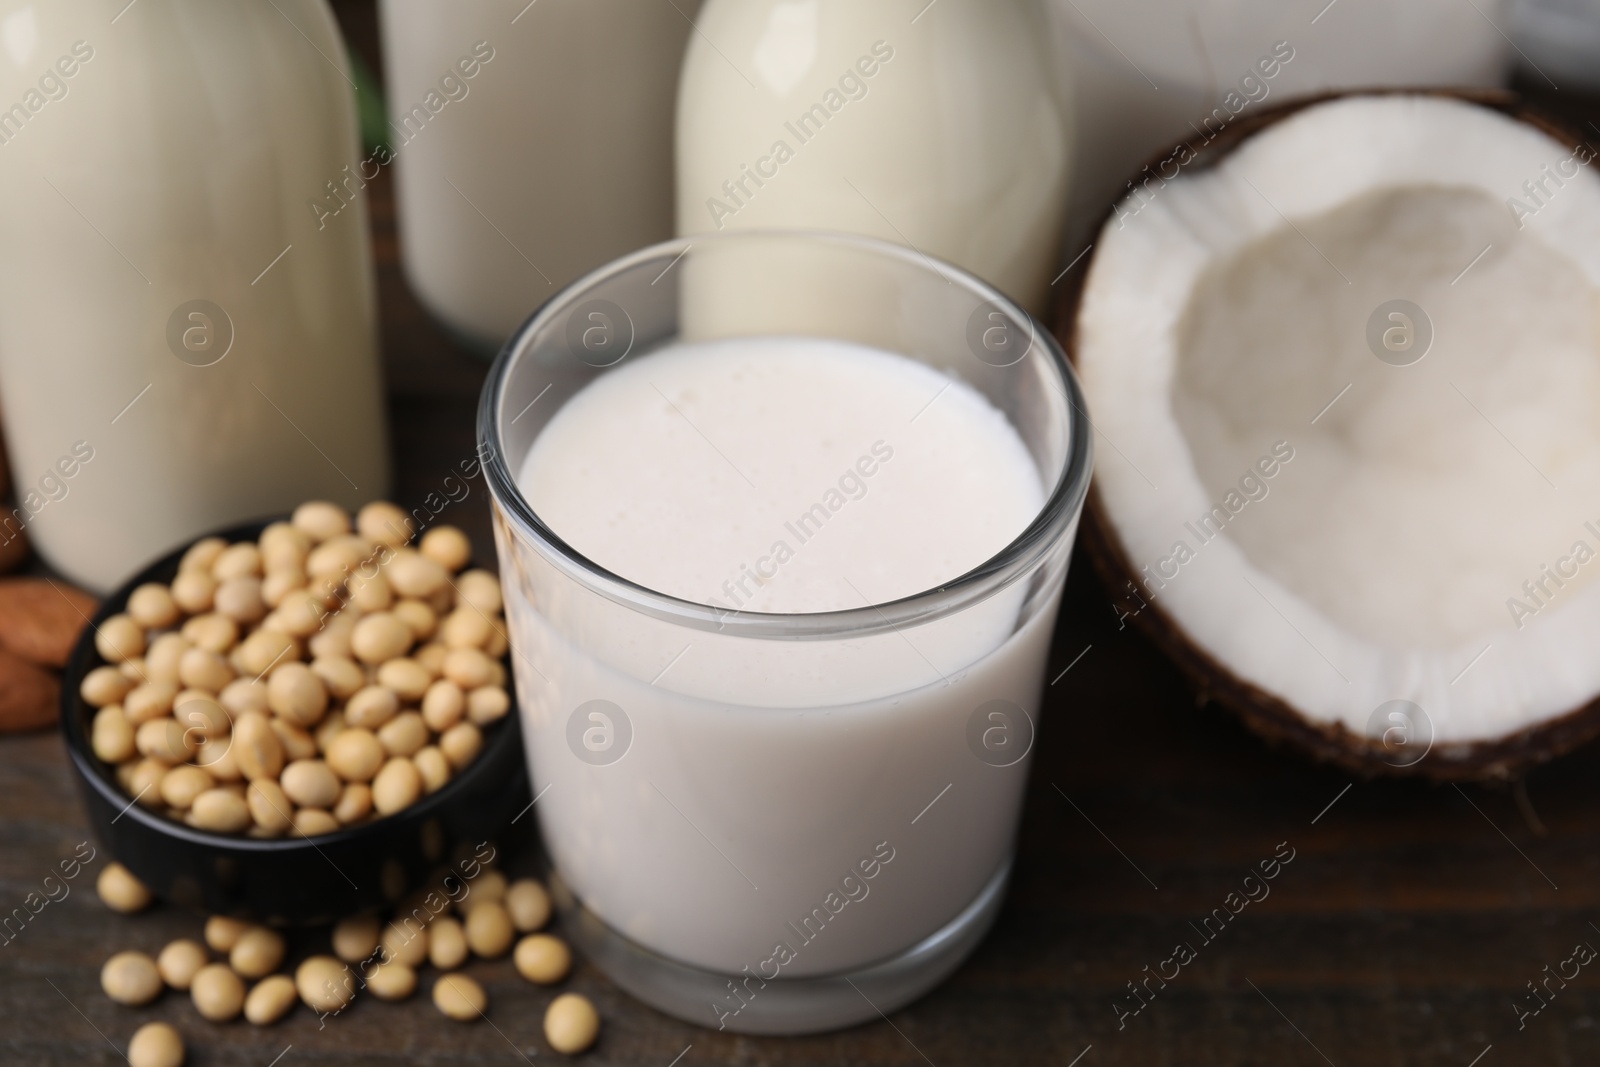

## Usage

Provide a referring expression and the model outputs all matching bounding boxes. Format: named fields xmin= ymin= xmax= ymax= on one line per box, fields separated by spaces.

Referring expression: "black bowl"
xmin=59 ymin=519 xmax=529 ymax=926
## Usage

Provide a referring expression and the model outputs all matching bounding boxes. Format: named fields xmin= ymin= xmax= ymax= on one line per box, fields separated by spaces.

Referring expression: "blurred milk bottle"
xmin=1509 ymin=0 xmax=1600 ymax=89
xmin=675 ymin=0 xmax=1072 ymax=317
xmin=1045 ymin=0 xmax=1512 ymax=250
xmin=379 ymin=0 xmax=700 ymax=352
xmin=0 ymin=0 xmax=388 ymax=592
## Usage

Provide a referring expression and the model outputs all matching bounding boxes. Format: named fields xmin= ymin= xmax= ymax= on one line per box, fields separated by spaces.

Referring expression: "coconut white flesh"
xmin=1077 ymin=95 xmax=1600 ymax=748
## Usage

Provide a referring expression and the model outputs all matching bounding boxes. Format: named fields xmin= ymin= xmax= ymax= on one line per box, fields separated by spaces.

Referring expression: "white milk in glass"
xmin=509 ymin=336 xmax=1057 ymax=976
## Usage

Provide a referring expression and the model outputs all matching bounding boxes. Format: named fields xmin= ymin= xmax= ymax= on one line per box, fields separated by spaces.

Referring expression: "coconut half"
xmin=1069 ymin=91 xmax=1600 ymax=777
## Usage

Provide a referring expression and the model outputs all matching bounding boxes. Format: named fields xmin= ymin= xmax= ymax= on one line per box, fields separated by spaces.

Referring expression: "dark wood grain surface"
xmin=4 ymin=4 xmax=1600 ymax=1064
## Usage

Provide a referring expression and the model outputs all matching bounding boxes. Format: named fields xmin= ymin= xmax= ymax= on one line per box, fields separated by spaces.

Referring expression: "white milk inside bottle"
xmin=675 ymin=0 xmax=1071 ymax=317
xmin=0 ymin=0 xmax=387 ymax=591
xmin=380 ymin=0 xmax=700 ymax=350
xmin=1044 ymin=0 xmax=1511 ymax=251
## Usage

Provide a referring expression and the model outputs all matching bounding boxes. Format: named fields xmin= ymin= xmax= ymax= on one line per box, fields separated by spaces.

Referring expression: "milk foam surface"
xmin=517 ymin=335 xmax=1043 ymax=613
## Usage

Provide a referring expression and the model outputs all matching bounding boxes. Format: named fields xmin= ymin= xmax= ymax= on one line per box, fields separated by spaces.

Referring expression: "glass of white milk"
xmin=479 ymin=231 xmax=1091 ymax=1033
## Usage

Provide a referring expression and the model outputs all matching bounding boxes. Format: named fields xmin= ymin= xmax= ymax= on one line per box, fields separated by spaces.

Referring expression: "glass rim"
xmin=477 ymin=229 xmax=1094 ymax=640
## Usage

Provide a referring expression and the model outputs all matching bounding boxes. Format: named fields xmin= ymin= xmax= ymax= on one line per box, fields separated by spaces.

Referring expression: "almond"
xmin=0 ymin=527 xmax=27 ymax=575
xmin=0 ymin=577 xmax=99 ymax=668
xmin=0 ymin=645 xmax=59 ymax=732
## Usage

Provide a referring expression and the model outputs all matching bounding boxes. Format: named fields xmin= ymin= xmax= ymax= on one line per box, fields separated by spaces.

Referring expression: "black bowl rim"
xmin=59 ymin=516 xmax=520 ymax=855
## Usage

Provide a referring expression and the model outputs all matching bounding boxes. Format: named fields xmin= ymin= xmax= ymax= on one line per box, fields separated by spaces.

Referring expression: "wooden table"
xmin=5 ymin=5 xmax=1599 ymax=1063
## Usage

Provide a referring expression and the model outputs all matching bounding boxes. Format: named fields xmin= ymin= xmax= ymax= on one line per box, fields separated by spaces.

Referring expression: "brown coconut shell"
xmin=1053 ymin=88 xmax=1600 ymax=781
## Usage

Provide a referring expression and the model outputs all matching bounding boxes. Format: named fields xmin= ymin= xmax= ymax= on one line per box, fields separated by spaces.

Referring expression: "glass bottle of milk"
xmin=1044 ymin=0 xmax=1512 ymax=251
xmin=675 ymin=0 xmax=1073 ymax=317
xmin=0 ymin=0 xmax=389 ymax=592
xmin=378 ymin=0 xmax=701 ymax=352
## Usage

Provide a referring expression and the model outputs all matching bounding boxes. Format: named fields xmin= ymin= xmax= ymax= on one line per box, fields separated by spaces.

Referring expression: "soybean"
xmin=421 ymin=680 xmax=465 ymax=731
xmin=428 ymin=916 xmax=469 ymax=971
xmin=515 ymin=933 xmax=572 ymax=985
xmin=311 ymin=656 xmax=365 ymax=700
xmin=392 ymin=598 xmax=437 ymax=641
xmin=97 ymin=863 xmax=152 ymax=913
xmin=267 ymin=663 xmax=328 ymax=726
xmin=230 ymin=926 xmax=286 ymax=979
xmin=233 ymin=713 xmax=285 ymax=781
xmin=457 ymin=570 xmax=503 ymax=615
xmin=381 ymin=920 xmax=430 ymax=968
xmin=468 ymin=686 xmax=510 ymax=725
xmin=212 ymin=542 xmax=262 ymax=581
xmin=128 ymin=584 xmax=182 ymax=630
xmin=333 ymin=782 xmax=373 ymax=824
xmin=358 ymin=501 xmax=414 ymax=547
xmin=372 ymin=757 xmax=421 ymax=815
xmin=159 ymin=766 xmax=213 ymax=810
xmin=244 ymin=974 xmax=298 ymax=1025
xmin=420 ymin=525 xmax=472 ymax=573
xmin=123 ymin=681 xmax=177 ymax=724
xmin=81 ymin=665 xmax=134 ymax=707
xmin=205 ymin=916 xmax=253 ymax=952
xmin=246 ymin=779 xmax=294 ymax=834
xmin=293 ymin=501 xmax=350 ymax=542
xmin=293 ymin=808 xmax=340 ymax=837
xmin=378 ymin=711 xmax=428 ymax=758
xmin=280 ymin=759 xmax=341 ymax=809
xmin=442 ymin=648 xmax=495 ymax=690
xmin=295 ymin=955 xmax=355 ymax=1013
xmin=271 ymin=718 xmax=318 ymax=762
xmin=326 ymin=728 xmax=385 ymax=782
xmin=367 ymin=961 xmax=417 ymax=1001
xmin=157 ymin=938 xmax=208 ymax=990
xmin=331 ymin=914 xmax=382 ymax=964
xmin=178 ymin=647 xmax=233 ymax=692
xmin=506 ymin=878 xmax=552 ymax=933
xmin=170 ymin=570 xmax=216 ymax=614
xmin=433 ymin=973 xmax=487 ymax=1021
xmin=376 ymin=657 xmax=432 ymax=702
xmin=180 ymin=537 xmax=227 ymax=574
xmin=439 ymin=721 xmax=482 ymax=770
xmin=91 ymin=707 xmax=137 ymax=764
xmin=190 ymin=788 xmax=251 ymax=832
xmin=218 ymin=678 xmax=268 ymax=717
xmin=544 ymin=993 xmax=600 ymax=1055
xmin=181 ymin=612 xmax=238 ymax=654
xmin=344 ymin=685 xmax=399 ymax=729
xmin=101 ymin=950 xmax=162 ymax=1005
xmin=351 ymin=612 xmax=411 ymax=665
xmin=127 ymin=1021 xmax=185 ymax=1067
xmin=96 ymin=614 xmax=146 ymax=662
xmin=465 ymin=901 xmax=514 ymax=959
xmin=414 ymin=746 xmax=451 ymax=794
xmin=191 ymin=962 xmax=246 ymax=1021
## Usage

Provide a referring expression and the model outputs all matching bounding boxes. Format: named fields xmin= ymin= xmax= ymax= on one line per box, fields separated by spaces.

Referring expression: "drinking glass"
xmin=479 ymin=230 xmax=1092 ymax=1033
